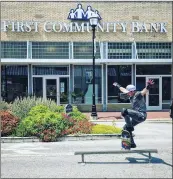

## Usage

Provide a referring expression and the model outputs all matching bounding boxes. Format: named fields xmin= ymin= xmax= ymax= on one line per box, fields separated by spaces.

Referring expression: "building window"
xmin=107 ymin=65 xmax=132 ymax=103
xmin=1 ymin=41 xmax=27 ymax=58
xmin=1 ymin=65 xmax=28 ymax=102
xmin=73 ymin=42 xmax=100 ymax=59
xmin=136 ymin=43 xmax=171 ymax=59
xmin=33 ymin=77 xmax=43 ymax=97
xmin=162 ymin=77 xmax=171 ymax=103
xmin=108 ymin=43 xmax=131 ymax=59
xmin=136 ymin=65 xmax=171 ymax=75
xmin=32 ymin=66 xmax=69 ymax=75
xmin=32 ymin=42 xmax=69 ymax=59
xmin=73 ymin=65 xmax=102 ymax=104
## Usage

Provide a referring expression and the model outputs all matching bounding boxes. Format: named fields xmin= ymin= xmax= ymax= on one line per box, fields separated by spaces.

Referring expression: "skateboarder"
xmin=113 ymin=79 xmax=154 ymax=148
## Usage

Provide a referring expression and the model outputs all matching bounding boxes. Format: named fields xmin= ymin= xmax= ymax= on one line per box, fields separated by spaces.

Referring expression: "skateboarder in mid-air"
xmin=113 ymin=79 xmax=154 ymax=149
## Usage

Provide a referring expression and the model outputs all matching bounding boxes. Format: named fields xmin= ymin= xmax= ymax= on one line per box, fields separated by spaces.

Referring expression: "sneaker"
xmin=131 ymin=143 xmax=137 ymax=148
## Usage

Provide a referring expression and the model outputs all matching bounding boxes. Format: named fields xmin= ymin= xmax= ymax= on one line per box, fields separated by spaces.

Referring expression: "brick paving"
xmin=84 ymin=111 xmax=171 ymax=120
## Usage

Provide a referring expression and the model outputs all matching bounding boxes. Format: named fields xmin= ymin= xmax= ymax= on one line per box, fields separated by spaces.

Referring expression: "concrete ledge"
xmin=1 ymin=137 xmax=40 ymax=143
xmin=1 ymin=134 xmax=121 ymax=143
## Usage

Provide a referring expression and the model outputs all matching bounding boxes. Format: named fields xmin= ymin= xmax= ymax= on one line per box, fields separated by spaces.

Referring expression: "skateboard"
xmin=121 ymin=130 xmax=131 ymax=150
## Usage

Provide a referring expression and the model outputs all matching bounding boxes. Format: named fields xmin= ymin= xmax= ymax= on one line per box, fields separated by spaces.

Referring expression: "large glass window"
xmin=73 ymin=42 xmax=100 ymax=59
xmin=162 ymin=77 xmax=171 ymax=103
xmin=32 ymin=66 xmax=69 ymax=75
xmin=107 ymin=65 xmax=132 ymax=103
xmin=136 ymin=65 xmax=171 ymax=75
xmin=136 ymin=43 xmax=171 ymax=59
xmin=73 ymin=65 xmax=102 ymax=104
xmin=32 ymin=42 xmax=69 ymax=59
xmin=33 ymin=77 xmax=43 ymax=97
xmin=1 ymin=41 xmax=27 ymax=58
xmin=108 ymin=43 xmax=131 ymax=59
xmin=1 ymin=65 xmax=28 ymax=102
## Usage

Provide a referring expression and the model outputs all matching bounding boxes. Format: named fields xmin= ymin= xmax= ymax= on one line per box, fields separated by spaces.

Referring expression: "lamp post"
xmin=89 ymin=14 xmax=99 ymax=120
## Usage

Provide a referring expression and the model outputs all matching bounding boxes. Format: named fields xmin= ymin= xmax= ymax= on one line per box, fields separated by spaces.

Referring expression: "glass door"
xmin=43 ymin=76 xmax=69 ymax=105
xmin=45 ymin=79 xmax=57 ymax=103
xmin=146 ymin=76 xmax=162 ymax=110
xmin=59 ymin=77 xmax=69 ymax=104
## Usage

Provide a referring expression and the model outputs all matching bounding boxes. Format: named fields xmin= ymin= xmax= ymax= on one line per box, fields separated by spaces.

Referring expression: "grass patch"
xmin=91 ymin=124 xmax=122 ymax=134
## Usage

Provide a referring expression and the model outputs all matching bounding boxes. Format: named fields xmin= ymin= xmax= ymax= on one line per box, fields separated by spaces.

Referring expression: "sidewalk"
xmin=84 ymin=111 xmax=171 ymax=121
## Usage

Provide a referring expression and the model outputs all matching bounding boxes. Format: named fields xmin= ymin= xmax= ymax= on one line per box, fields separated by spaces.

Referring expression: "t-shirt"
xmin=130 ymin=91 xmax=147 ymax=113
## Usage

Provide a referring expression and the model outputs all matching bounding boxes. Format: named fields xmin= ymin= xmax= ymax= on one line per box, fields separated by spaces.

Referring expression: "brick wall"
xmin=1 ymin=1 xmax=172 ymax=42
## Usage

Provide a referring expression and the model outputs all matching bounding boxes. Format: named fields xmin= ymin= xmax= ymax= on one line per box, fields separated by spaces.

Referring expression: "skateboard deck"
xmin=121 ymin=130 xmax=131 ymax=150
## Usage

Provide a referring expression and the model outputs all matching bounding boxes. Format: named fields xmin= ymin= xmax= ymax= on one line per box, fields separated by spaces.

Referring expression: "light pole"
xmin=89 ymin=14 xmax=99 ymax=120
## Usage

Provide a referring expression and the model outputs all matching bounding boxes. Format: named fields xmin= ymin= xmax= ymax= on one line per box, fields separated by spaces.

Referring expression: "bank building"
xmin=1 ymin=1 xmax=172 ymax=111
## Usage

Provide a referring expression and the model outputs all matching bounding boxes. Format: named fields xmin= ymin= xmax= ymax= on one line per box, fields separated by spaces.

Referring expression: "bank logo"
xmin=68 ymin=4 xmax=101 ymax=21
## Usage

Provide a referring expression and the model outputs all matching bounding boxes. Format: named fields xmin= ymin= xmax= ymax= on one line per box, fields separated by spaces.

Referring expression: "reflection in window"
xmin=136 ymin=65 xmax=171 ymax=75
xmin=1 ymin=65 xmax=28 ymax=102
xmin=73 ymin=42 xmax=100 ymax=59
xmin=162 ymin=77 xmax=171 ymax=103
xmin=32 ymin=66 xmax=69 ymax=75
xmin=33 ymin=77 xmax=43 ymax=97
xmin=32 ymin=42 xmax=69 ymax=59
xmin=108 ymin=65 xmax=132 ymax=103
xmin=73 ymin=65 xmax=102 ymax=104
xmin=1 ymin=41 xmax=27 ymax=58
xmin=136 ymin=43 xmax=171 ymax=59
xmin=108 ymin=43 xmax=131 ymax=59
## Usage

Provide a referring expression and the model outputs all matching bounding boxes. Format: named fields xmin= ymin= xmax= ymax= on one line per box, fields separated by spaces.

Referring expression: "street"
xmin=1 ymin=122 xmax=172 ymax=178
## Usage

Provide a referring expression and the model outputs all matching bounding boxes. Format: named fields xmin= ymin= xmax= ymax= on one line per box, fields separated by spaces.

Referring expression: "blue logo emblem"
xmin=68 ymin=4 xmax=101 ymax=21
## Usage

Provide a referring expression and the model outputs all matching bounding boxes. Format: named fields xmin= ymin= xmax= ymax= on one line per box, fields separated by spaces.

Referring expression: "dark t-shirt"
xmin=130 ymin=91 xmax=147 ymax=113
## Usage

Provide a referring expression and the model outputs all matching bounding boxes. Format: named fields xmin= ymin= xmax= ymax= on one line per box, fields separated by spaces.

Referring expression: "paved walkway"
xmin=84 ymin=111 xmax=171 ymax=120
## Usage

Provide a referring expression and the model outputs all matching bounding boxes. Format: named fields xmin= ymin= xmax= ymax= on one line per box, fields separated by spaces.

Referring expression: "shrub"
xmin=91 ymin=124 xmax=122 ymax=134
xmin=69 ymin=106 xmax=88 ymax=121
xmin=61 ymin=114 xmax=94 ymax=135
xmin=1 ymin=111 xmax=19 ymax=136
xmin=15 ymin=105 xmax=65 ymax=142
xmin=10 ymin=96 xmax=58 ymax=120
xmin=0 ymin=101 xmax=10 ymax=111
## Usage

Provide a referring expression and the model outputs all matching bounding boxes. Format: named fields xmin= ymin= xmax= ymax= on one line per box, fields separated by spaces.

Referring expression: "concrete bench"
xmin=74 ymin=149 xmax=158 ymax=163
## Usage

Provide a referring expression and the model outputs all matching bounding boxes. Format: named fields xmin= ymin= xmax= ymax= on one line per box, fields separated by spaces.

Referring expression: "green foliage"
xmin=61 ymin=114 xmax=93 ymax=135
xmin=15 ymin=105 xmax=65 ymax=142
xmin=69 ymin=106 xmax=88 ymax=121
xmin=0 ymin=101 xmax=10 ymax=111
xmin=10 ymin=96 xmax=58 ymax=120
xmin=91 ymin=124 xmax=122 ymax=134
xmin=1 ymin=111 xmax=19 ymax=136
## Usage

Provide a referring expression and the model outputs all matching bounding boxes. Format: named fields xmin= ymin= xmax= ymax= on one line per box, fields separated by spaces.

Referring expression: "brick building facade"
xmin=1 ymin=1 xmax=173 ymax=111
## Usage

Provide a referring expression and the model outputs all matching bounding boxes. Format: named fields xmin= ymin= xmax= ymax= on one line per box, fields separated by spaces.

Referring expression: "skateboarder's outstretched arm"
xmin=113 ymin=82 xmax=129 ymax=93
xmin=113 ymin=79 xmax=154 ymax=96
xmin=141 ymin=79 xmax=154 ymax=96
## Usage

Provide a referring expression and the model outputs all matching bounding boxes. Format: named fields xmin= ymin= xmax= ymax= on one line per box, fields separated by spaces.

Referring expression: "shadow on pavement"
xmin=79 ymin=154 xmax=172 ymax=167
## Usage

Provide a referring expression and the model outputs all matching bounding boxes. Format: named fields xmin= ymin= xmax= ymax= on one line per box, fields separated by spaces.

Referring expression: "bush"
xmin=15 ymin=105 xmax=65 ymax=142
xmin=0 ymin=101 xmax=10 ymax=111
xmin=10 ymin=96 xmax=58 ymax=120
xmin=91 ymin=124 xmax=122 ymax=134
xmin=61 ymin=114 xmax=94 ymax=135
xmin=69 ymin=106 xmax=88 ymax=121
xmin=1 ymin=111 xmax=19 ymax=136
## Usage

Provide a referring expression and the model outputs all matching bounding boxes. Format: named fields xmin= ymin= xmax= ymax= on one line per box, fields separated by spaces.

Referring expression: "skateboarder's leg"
xmin=121 ymin=108 xmax=146 ymax=148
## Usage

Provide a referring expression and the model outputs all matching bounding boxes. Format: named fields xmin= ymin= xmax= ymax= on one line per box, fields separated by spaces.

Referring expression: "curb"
xmin=1 ymin=134 xmax=121 ymax=143
xmin=90 ymin=118 xmax=172 ymax=123
xmin=1 ymin=137 xmax=40 ymax=143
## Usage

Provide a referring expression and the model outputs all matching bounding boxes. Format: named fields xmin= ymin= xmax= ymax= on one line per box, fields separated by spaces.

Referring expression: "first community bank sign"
xmin=1 ymin=4 xmax=168 ymax=33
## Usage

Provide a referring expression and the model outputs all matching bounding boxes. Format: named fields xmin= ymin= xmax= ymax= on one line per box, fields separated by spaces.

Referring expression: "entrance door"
xmin=44 ymin=78 xmax=58 ymax=103
xmin=146 ymin=76 xmax=162 ymax=110
xmin=43 ymin=76 xmax=69 ymax=105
